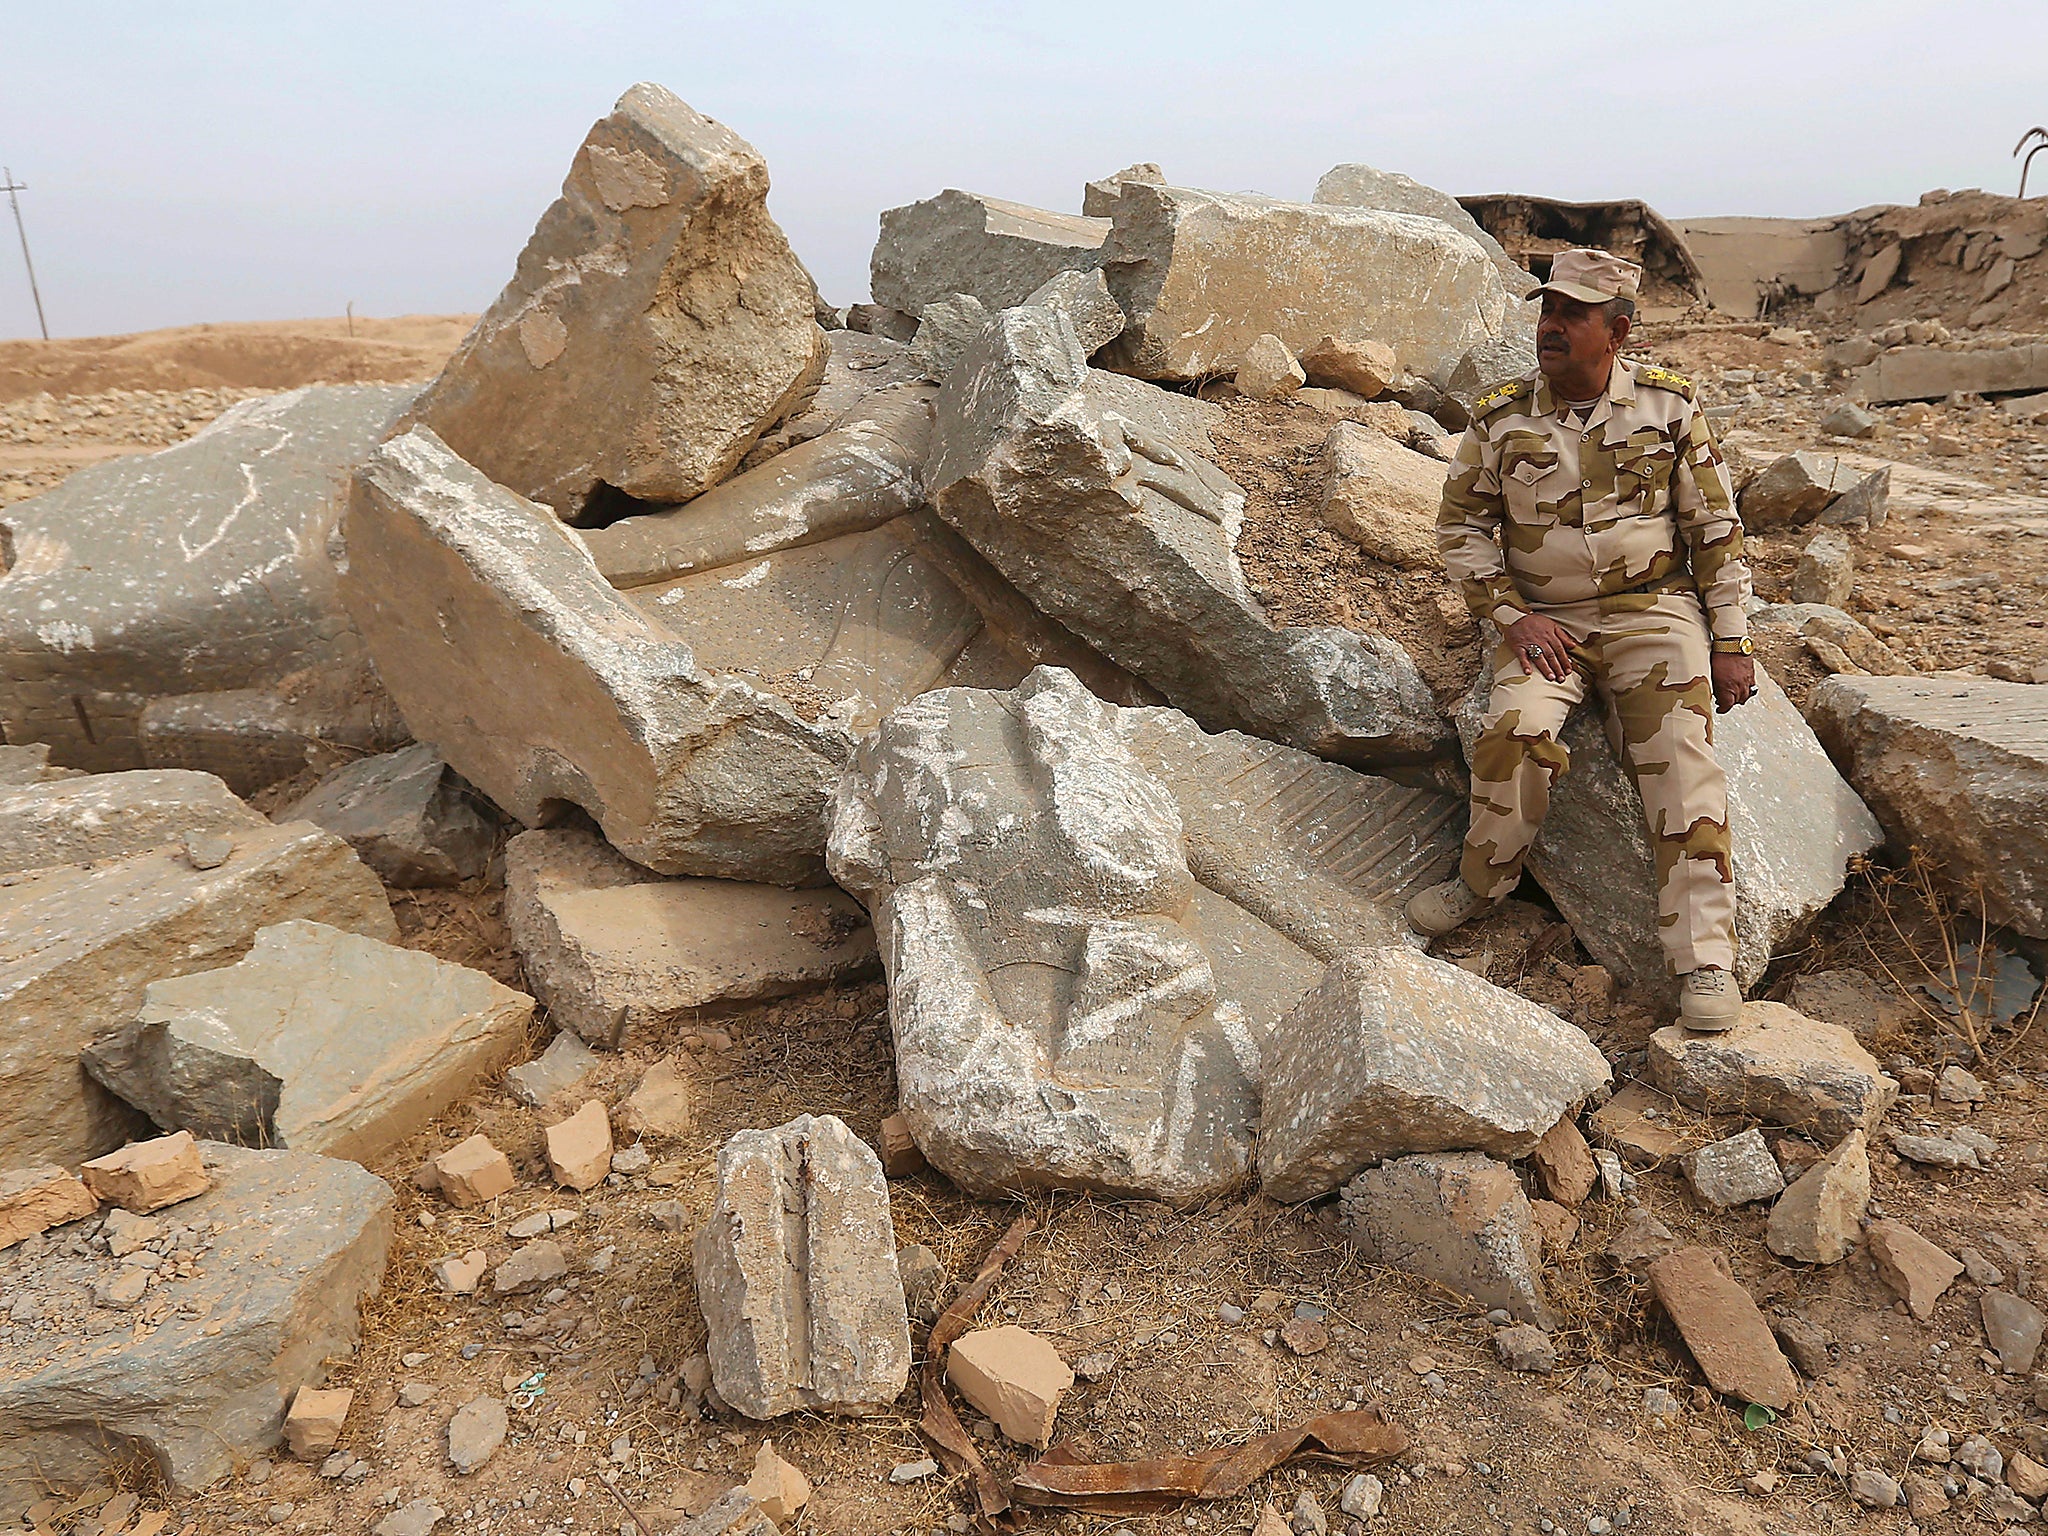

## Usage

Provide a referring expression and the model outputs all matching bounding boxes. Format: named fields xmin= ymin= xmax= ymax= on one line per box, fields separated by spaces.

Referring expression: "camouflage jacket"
xmin=1436 ymin=358 xmax=1751 ymax=644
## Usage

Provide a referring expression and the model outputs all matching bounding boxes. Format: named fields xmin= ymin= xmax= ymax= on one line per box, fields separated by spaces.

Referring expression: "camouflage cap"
xmin=1530 ymin=247 xmax=1643 ymax=306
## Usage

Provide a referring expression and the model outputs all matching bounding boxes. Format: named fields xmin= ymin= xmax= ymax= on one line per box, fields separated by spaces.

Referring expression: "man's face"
xmin=1536 ymin=292 xmax=1623 ymax=382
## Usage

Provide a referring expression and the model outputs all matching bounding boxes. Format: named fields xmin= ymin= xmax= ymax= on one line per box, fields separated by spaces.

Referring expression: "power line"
xmin=3 ymin=166 xmax=50 ymax=341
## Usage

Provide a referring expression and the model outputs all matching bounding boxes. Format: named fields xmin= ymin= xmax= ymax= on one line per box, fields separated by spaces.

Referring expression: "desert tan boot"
xmin=1678 ymin=966 xmax=1743 ymax=1031
xmin=1405 ymin=877 xmax=1496 ymax=940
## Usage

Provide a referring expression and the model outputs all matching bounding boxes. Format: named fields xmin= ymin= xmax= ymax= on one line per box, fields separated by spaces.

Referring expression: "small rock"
xmin=283 ymin=1385 xmax=352 ymax=1458
xmin=1772 ymin=1315 xmax=1832 ymax=1378
xmin=1848 ymin=1467 xmax=1899 ymax=1509
xmin=432 ymin=1133 xmax=516 ymax=1206
xmin=878 ymin=1112 xmax=926 ymax=1177
xmin=507 ymin=1208 xmax=579 ymax=1240
xmin=1300 ymin=335 xmax=1398 ymax=399
xmin=1531 ymin=1115 xmax=1598 ymax=1206
xmin=1937 ymin=1064 xmax=1987 ymax=1103
xmin=1642 ymin=1386 xmax=1682 ymax=1424
xmin=1889 ymin=1129 xmax=1983 ymax=1170
xmin=493 ymin=1239 xmax=568 ymax=1296
xmin=545 ymin=1100 xmax=612 ymax=1191
xmin=1956 ymin=1433 xmax=2004 ymax=1481
xmin=647 ymin=1199 xmax=689 ymax=1234
xmin=1289 ymin=1489 xmax=1328 ymax=1536
xmin=1646 ymin=1246 xmax=1798 ymax=1410
xmin=611 ymin=1143 xmax=651 ymax=1177
xmin=1820 ymin=400 xmax=1878 ymax=438
xmin=890 ymin=1458 xmax=939 ymax=1484
xmin=433 ymin=1248 xmax=489 ymax=1296
xmin=1072 ymin=1350 xmax=1118 ymax=1382
xmin=1236 ymin=334 xmax=1305 ymax=401
xmin=448 ymin=1395 xmax=508 ymax=1474
xmin=397 ymin=1381 xmax=437 ymax=1408
xmin=616 ymin=1056 xmax=693 ymax=1140
xmin=1982 ymin=1290 xmax=2047 ymax=1374
xmin=1252 ymin=1502 xmax=1292 ymax=1536
xmin=0 ymin=1164 xmax=99 ymax=1250
xmin=1764 ymin=1129 xmax=1870 ymax=1265
xmin=1868 ymin=1220 xmax=1965 ymax=1319
xmin=1603 ymin=1208 xmax=1677 ymax=1274
xmin=1219 ymin=1302 xmax=1246 ymax=1325
xmin=747 ymin=1440 xmax=810 ymax=1527
xmin=374 ymin=1499 xmax=446 ymax=1536
xmin=504 ymin=1030 xmax=599 ymax=1109
xmin=1961 ymin=1245 xmax=2005 ymax=1286
xmin=1646 ymin=1005 xmax=1896 ymax=1143
xmin=1281 ymin=1317 xmax=1330 ymax=1356
xmin=1493 ymin=1323 xmax=1556 ymax=1373
xmin=1914 ymin=1424 xmax=1951 ymax=1462
xmin=1902 ymin=1472 xmax=1949 ymax=1520
xmin=2008 ymin=1450 xmax=2048 ymax=1502
xmin=1339 ymin=1472 xmax=1384 ymax=1519
xmin=897 ymin=1242 xmax=947 ymax=1327
xmin=947 ymin=1325 xmax=1074 ymax=1448
xmin=183 ymin=830 xmax=234 ymax=870
xmin=1681 ymin=1128 xmax=1786 ymax=1209
xmin=80 ymin=1130 xmax=210 ymax=1213
xmin=1791 ymin=530 xmax=1855 ymax=608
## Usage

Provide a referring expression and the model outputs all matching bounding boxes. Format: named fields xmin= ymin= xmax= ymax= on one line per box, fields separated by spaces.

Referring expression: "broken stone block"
xmin=343 ymin=427 xmax=852 ymax=884
xmin=828 ymin=668 xmax=1461 ymax=1203
xmin=679 ymin=1489 xmax=778 ymax=1536
xmin=1680 ymin=1129 xmax=1786 ymax=1210
xmin=431 ymin=1134 xmax=515 ymax=1207
xmin=433 ymin=1249 xmax=489 ymax=1296
xmin=1317 ymin=421 xmax=1446 ymax=569
xmin=928 ymin=305 xmax=1449 ymax=768
xmin=1982 ymin=1290 xmax=2046 ymax=1375
xmin=0 ymin=743 xmax=77 ymax=786
xmin=505 ymin=1031 xmax=600 ymax=1110
xmin=1530 ymin=1116 xmax=1598 ymax=1206
xmin=1648 ymin=1246 xmax=1798 ymax=1410
xmin=283 ymin=1386 xmax=352 ymax=1459
xmin=617 ymin=1058 xmax=693 ymax=1140
xmin=1820 ymin=464 xmax=1889 ymax=530
xmin=947 ymin=1325 xmax=1074 ymax=1449
xmin=0 ymin=1165 xmax=98 ymax=1250
xmin=1809 ymin=676 xmax=2048 ymax=939
xmin=0 ymin=1143 xmax=392 ymax=1515
xmin=277 ymin=746 xmax=496 ymax=888
xmin=492 ymin=1240 xmax=568 ymax=1296
xmin=1258 ymin=948 xmax=1609 ymax=1203
xmin=1299 ymin=335 xmax=1400 ymax=399
xmin=1772 ymin=1315 xmax=1832 ymax=1378
xmin=80 ymin=1131 xmax=210 ymax=1213
xmin=1646 ymin=1003 xmax=1897 ymax=1143
xmin=1867 ymin=1220 xmax=1965 ymax=1319
xmin=1854 ymin=340 xmax=2048 ymax=404
xmin=907 ymin=293 xmax=990 ymax=383
xmin=2010 ymin=1452 xmax=2048 ymax=1503
xmin=545 ymin=1100 xmax=613 ymax=1192
xmin=1738 ymin=451 xmax=1856 ymax=528
xmin=1603 ymin=1208 xmax=1678 ymax=1274
xmin=1458 ymin=665 xmax=1878 ymax=995
xmin=403 ymin=85 xmax=822 ymax=517
xmin=1312 ymin=164 xmax=1534 ymax=296
xmin=1493 ymin=1323 xmax=1557 ymax=1374
xmin=879 ymin=1114 xmax=924 ymax=1178
xmin=1021 ymin=268 xmax=1125 ymax=355
xmin=84 ymin=921 xmax=531 ymax=1166
xmin=1338 ymin=1151 xmax=1551 ymax=1325
xmin=1098 ymin=181 xmax=1511 ymax=386
xmin=1764 ymin=1131 xmax=1869 ymax=1265
xmin=0 ymin=769 xmax=267 ymax=876
xmin=1527 ymin=1198 xmax=1579 ymax=1259
xmin=1587 ymin=1081 xmax=1694 ymax=1168
xmin=503 ymin=828 xmax=878 ymax=1049
xmin=1791 ymin=530 xmax=1855 ymax=608
xmin=0 ymin=386 xmax=413 ymax=786
xmin=870 ymin=189 xmax=1110 ymax=318
xmin=1235 ymin=333 xmax=1305 ymax=401
xmin=447 ymin=1396 xmax=507 ymax=1475
xmin=0 ymin=805 xmax=395 ymax=1167
xmin=1819 ymin=400 xmax=1879 ymax=438
xmin=692 ymin=1114 xmax=910 ymax=1417
xmin=746 ymin=1441 xmax=811 ymax=1527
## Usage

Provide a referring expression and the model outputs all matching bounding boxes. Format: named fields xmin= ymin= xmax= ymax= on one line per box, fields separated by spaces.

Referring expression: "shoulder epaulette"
xmin=1469 ymin=377 xmax=1533 ymax=419
xmin=1633 ymin=365 xmax=1696 ymax=401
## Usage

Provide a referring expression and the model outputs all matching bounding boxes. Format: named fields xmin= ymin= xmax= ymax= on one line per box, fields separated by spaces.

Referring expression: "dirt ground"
xmin=7 ymin=313 xmax=2048 ymax=1536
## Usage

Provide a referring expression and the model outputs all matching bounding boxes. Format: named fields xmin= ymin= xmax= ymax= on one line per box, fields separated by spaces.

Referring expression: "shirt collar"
xmin=1536 ymin=357 xmax=1629 ymax=430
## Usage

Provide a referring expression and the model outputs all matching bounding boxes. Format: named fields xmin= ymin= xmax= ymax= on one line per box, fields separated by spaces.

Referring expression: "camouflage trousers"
xmin=1461 ymin=593 xmax=1736 ymax=975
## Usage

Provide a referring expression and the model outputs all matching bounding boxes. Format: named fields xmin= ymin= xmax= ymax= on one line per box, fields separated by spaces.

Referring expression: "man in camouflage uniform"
xmin=1406 ymin=248 xmax=1757 ymax=1028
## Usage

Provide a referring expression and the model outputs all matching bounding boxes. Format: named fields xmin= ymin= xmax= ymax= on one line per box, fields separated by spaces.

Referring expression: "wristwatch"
xmin=1711 ymin=636 xmax=1755 ymax=656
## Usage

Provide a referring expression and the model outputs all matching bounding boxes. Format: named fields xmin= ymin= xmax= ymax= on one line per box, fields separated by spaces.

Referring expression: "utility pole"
xmin=3 ymin=166 xmax=50 ymax=341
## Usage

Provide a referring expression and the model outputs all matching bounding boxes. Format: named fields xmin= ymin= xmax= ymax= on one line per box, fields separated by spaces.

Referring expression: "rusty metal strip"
xmin=1011 ymin=1409 xmax=1410 ymax=1515
xmin=919 ymin=1213 xmax=1035 ymax=1530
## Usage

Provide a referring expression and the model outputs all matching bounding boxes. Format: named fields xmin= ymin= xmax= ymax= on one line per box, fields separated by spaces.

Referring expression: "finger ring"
xmin=1527 ymin=645 xmax=1545 ymax=657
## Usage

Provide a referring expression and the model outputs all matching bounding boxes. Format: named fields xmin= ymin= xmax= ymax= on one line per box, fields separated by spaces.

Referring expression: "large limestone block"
xmin=1645 ymin=1002 xmax=1897 ymax=1143
xmin=0 ymin=386 xmax=413 ymax=783
xmin=503 ymin=828 xmax=878 ymax=1049
xmin=0 ymin=1143 xmax=392 ymax=1516
xmin=1259 ymin=949 xmax=1609 ymax=1203
xmin=1809 ymin=676 xmax=2048 ymax=938
xmin=83 ymin=921 xmax=531 ymax=1164
xmin=1339 ymin=1151 xmax=1552 ymax=1325
xmin=870 ymin=190 xmax=1111 ymax=319
xmin=278 ymin=745 xmax=496 ymax=888
xmin=402 ymin=83 xmax=825 ymax=518
xmin=341 ymin=427 xmax=848 ymax=884
xmin=1098 ymin=182 xmax=1511 ymax=386
xmin=1855 ymin=342 xmax=2048 ymax=405
xmin=0 ymin=769 xmax=266 ymax=875
xmin=1457 ymin=664 xmax=1880 ymax=994
xmin=1313 ymin=164 xmax=1536 ymax=297
xmin=0 ymin=822 xmax=394 ymax=1166
xmin=928 ymin=303 xmax=1449 ymax=769
xmin=827 ymin=667 xmax=1462 ymax=1204
xmin=693 ymin=1115 xmax=910 ymax=1418
xmin=1318 ymin=421 xmax=1447 ymax=569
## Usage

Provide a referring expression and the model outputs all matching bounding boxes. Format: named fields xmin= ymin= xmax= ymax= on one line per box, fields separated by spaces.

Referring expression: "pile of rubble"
xmin=4 ymin=81 xmax=2048 ymax=1534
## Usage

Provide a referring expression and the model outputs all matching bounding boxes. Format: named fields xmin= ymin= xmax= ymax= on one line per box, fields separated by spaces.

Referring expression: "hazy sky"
xmin=3 ymin=1 xmax=2043 ymax=340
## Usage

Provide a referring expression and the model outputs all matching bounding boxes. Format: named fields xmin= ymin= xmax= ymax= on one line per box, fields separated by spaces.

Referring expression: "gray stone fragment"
xmin=1809 ymin=676 xmax=2048 ymax=939
xmin=278 ymin=745 xmax=496 ymax=888
xmin=1259 ymin=949 xmax=1608 ymax=1203
xmin=1098 ymin=182 xmax=1511 ymax=386
xmin=828 ymin=668 xmax=1460 ymax=1203
xmin=1819 ymin=400 xmax=1879 ymax=438
xmin=693 ymin=1114 xmax=910 ymax=1418
xmin=375 ymin=1501 xmax=446 ymax=1536
xmin=679 ymin=1488 xmax=778 ymax=1536
xmin=83 ymin=920 xmax=531 ymax=1165
xmin=1981 ymin=1290 xmax=2046 ymax=1374
xmin=0 ymin=769 xmax=266 ymax=876
xmin=0 ymin=823 xmax=394 ymax=1167
xmin=1854 ymin=341 xmax=2048 ymax=404
xmin=908 ymin=294 xmax=990 ymax=383
xmin=0 ymin=1143 xmax=392 ymax=1516
xmin=1493 ymin=1323 xmax=1557 ymax=1373
xmin=1791 ymin=530 xmax=1855 ymax=608
xmin=401 ymin=84 xmax=824 ymax=517
xmin=0 ymin=744 xmax=77 ymax=786
xmin=0 ymin=386 xmax=413 ymax=786
xmin=929 ymin=304 xmax=1449 ymax=769
xmin=503 ymin=827 xmax=877 ymax=1049
xmin=1021 ymin=268 xmax=1125 ymax=355
xmin=446 ymin=1396 xmax=507 ymax=1474
xmin=1889 ymin=1130 xmax=1982 ymax=1170
xmin=1847 ymin=1467 xmax=1899 ymax=1509
xmin=897 ymin=1243 xmax=946 ymax=1328
xmin=504 ymin=1031 xmax=600 ymax=1109
xmin=492 ymin=1240 xmax=567 ymax=1296
xmin=871 ymin=190 xmax=1110 ymax=318
xmin=1646 ymin=1003 xmax=1897 ymax=1143
xmin=1313 ymin=163 xmax=1535 ymax=296
xmin=1339 ymin=1151 xmax=1551 ymax=1325
xmin=1737 ymin=450 xmax=1856 ymax=528
xmin=1457 ymin=664 xmax=1879 ymax=993
xmin=1444 ymin=336 xmax=1542 ymax=416
xmin=1764 ymin=1130 xmax=1869 ymax=1264
xmin=1680 ymin=1128 xmax=1786 ymax=1209
xmin=341 ymin=426 xmax=848 ymax=883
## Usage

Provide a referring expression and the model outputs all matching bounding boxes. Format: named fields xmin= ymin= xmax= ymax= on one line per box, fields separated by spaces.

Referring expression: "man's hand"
xmin=1504 ymin=613 xmax=1576 ymax=682
xmin=1712 ymin=653 xmax=1757 ymax=712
